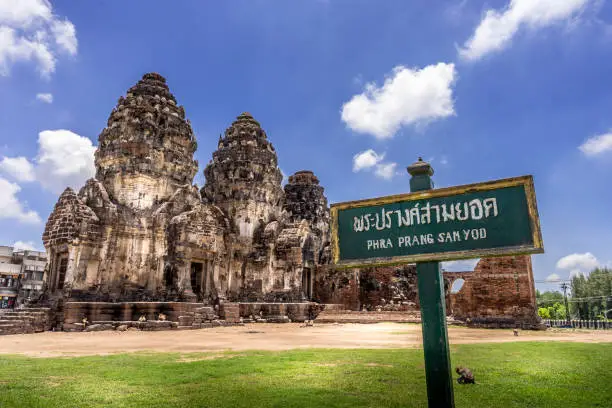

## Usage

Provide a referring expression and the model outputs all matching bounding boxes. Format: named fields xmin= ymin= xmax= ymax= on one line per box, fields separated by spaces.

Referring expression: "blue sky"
xmin=1 ymin=0 xmax=611 ymax=291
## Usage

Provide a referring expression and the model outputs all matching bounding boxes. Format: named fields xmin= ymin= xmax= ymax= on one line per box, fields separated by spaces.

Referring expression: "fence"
xmin=544 ymin=319 xmax=611 ymax=330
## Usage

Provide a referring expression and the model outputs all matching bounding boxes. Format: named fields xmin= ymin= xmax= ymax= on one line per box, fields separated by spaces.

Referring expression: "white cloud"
xmin=545 ymin=273 xmax=561 ymax=282
xmin=556 ymin=252 xmax=600 ymax=277
xmin=0 ymin=0 xmax=77 ymax=77
xmin=1 ymin=129 xmax=96 ymax=193
xmin=0 ymin=0 xmax=52 ymax=27
xmin=352 ymin=149 xmax=384 ymax=172
xmin=50 ymin=19 xmax=76 ymax=54
xmin=0 ymin=156 xmax=36 ymax=182
xmin=0 ymin=26 xmax=55 ymax=76
xmin=579 ymin=132 xmax=612 ymax=156
xmin=0 ymin=176 xmax=41 ymax=224
xmin=36 ymin=92 xmax=53 ymax=103
xmin=459 ymin=0 xmax=591 ymax=61
xmin=352 ymin=149 xmax=398 ymax=180
xmin=35 ymin=129 xmax=96 ymax=193
xmin=442 ymin=258 xmax=480 ymax=271
xmin=374 ymin=162 xmax=397 ymax=180
xmin=12 ymin=240 xmax=39 ymax=251
xmin=341 ymin=63 xmax=457 ymax=139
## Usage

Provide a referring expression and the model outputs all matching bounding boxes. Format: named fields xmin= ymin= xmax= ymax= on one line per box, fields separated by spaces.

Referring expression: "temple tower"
xmin=283 ymin=170 xmax=330 ymax=245
xmin=94 ymin=73 xmax=198 ymax=210
xmin=202 ymin=113 xmax=284 ymax=239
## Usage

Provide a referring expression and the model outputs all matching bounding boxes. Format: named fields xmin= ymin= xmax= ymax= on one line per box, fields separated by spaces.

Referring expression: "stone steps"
xmin=0 ymin=321 xmax=35 ymax=335
xmin=0 ymin=308 xmax=52 ymax=335
xmin=0 ymin=321 xmax=28 ymax=326
xmin=19 ymin=307 xmax=51 ymax=312
xmin=0 ymin=311 xmax=47 ymax=317
xmin=0 ymin=315 xmax=36 ymax=322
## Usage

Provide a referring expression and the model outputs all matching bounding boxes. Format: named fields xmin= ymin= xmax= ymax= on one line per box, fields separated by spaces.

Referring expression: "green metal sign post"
xmin=329 ymin=157 xmax=544 ymax=408
xmin=409 ymin=158 xmax=454 ymax=408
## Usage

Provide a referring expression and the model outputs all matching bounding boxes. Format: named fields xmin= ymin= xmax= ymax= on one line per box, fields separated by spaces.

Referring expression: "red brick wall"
xmin=447 ymin=255 xmax=539 ymax=326
xmin=314 ymin=266 xmax=360 ymax=310
xmin=315 ymin=255 xmax=541 ymax=328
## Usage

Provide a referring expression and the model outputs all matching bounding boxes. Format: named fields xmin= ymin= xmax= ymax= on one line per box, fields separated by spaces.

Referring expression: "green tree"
xmin=537 ymin=290 xmax=564 ymax=304
xmin=547 ymin=302 xmax=566 ymax=320
xmin=538 ymin=307 xmax=551 ymax=319
xmin=570 ymin=268 xmax=612 ymax=320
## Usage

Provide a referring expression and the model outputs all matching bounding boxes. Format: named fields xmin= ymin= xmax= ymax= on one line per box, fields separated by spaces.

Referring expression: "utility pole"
xmin=560 ymin=282 xmax=570 ymax=323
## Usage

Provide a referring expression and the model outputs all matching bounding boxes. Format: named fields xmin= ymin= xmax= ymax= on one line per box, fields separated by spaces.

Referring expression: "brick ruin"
xmin=314 ymin=255 xmax=541 ymax=328
xmin=31 ymin=72 xmax=540 ymax=332
xmin=445 ymin=256 xmax=540 ymax=328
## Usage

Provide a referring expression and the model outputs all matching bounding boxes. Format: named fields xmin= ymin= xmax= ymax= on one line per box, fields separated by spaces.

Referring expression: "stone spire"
xmin=43 ymin=188 xmax=100 ymax=247
xmin=94 ymin=73 xmax=198 ymax=209
xmin=202 ymin=113 xmax=283 ymax=239
xmin=283 ymin=170 xmax=330 ymax=242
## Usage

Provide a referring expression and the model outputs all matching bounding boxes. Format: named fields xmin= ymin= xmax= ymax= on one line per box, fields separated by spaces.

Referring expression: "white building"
xmin=0 ymin=246 xmax=47 ymax=308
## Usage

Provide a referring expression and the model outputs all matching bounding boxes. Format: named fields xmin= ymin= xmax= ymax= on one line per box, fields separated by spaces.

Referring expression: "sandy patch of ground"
xmin=0 ymin=323 xmax=610 ymax=357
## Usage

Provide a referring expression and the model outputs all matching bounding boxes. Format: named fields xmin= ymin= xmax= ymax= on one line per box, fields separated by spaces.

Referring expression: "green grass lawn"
xmin=0 ymin=342 xmax=610 ymax=408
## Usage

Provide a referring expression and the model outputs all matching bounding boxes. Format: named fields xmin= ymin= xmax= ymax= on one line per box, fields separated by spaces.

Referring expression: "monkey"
xmin=456 ymin=366 xmax=475 ymax=384
xmin=299 ymin=319 xmax=314 ymax=328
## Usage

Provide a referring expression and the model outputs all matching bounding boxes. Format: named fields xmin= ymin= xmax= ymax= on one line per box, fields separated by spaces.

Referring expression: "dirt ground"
xmin=1 ymin=323 xmax=611 ymax=357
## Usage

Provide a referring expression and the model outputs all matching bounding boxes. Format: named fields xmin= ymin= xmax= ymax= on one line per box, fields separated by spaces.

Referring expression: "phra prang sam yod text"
xmin=367 ymin=228 xmax=488 ymax=251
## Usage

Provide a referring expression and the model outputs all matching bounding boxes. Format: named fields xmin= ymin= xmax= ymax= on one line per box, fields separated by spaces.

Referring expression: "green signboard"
xmin=331 ymin=175 xmax=543 ymax=268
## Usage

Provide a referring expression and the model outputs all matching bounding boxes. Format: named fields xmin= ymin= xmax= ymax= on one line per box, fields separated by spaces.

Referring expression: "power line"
xmin=567 ymin=295 xmax=612 ymax=302
xmin=539 ymin=295 xmax=612 ymax=303
xmin=535 ymin=279 xmax=571 ymax=283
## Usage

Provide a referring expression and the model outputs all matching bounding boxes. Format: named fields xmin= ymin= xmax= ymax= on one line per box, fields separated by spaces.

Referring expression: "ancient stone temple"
xmin=41 ymin=74 xmax=329 ymax=327
xmin=32 ymin=72 xmax=540 ymax=333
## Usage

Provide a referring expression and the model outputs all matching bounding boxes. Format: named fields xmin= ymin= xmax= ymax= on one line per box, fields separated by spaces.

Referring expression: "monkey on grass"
xmin=455 ymin=366 xmax=475 ymax=384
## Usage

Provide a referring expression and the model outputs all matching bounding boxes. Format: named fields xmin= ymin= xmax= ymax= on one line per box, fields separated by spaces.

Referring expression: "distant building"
xmin=0 ymin=246 xmax=47 ymax=309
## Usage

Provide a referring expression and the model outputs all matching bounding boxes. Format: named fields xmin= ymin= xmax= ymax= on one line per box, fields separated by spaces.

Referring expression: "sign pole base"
xmin=417 ymin=261 xmax=455 ymax=408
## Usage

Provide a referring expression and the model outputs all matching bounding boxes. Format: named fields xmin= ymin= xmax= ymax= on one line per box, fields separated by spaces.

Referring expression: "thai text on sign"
xmin=330 ymin=176 xmax=543 ymax=268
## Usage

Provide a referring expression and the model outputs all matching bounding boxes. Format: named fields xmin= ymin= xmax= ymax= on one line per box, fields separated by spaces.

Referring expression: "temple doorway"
xmin=190 ymin=262 xmax=204 ymax=299
xmin=302 ymin=267 xmax=313 ymax=300
xmin=55 ymin=255 xmax=68 ymax=290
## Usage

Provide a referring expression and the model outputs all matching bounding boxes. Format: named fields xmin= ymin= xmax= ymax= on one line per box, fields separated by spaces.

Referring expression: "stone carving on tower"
xmin=42 ymin=73 xmax=330 ymax=305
